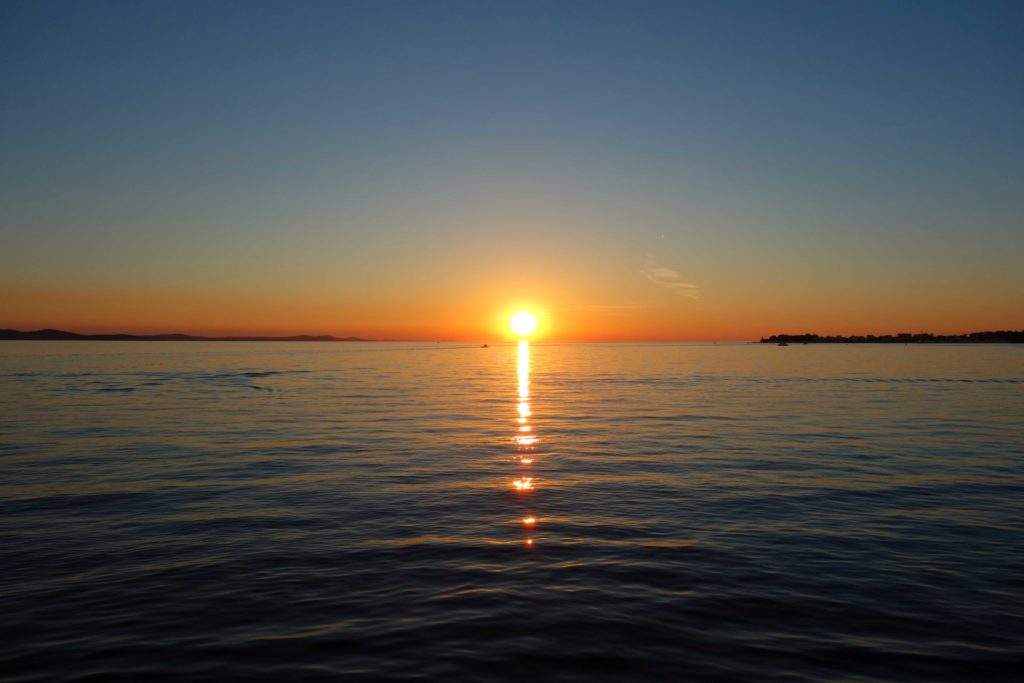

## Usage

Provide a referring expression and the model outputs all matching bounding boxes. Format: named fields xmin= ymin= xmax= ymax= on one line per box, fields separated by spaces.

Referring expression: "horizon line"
xmin=3 ymin=326 xmax=1022 ymax=345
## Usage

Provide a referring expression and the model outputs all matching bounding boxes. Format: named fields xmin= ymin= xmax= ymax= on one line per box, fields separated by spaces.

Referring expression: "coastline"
xmin=762 ymin=331 xmax=1024 ymax=344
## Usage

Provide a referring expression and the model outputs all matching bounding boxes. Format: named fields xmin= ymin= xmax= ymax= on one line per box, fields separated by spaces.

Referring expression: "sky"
xmin=1 ymin=0 xmax=1022 ymax=341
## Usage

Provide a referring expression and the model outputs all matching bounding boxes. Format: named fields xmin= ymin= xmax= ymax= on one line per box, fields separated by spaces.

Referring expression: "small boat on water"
xmin=481 ymin=344 xmax=489 ymax=348
xmin=778 ymin=341 xmax=789 ymax=346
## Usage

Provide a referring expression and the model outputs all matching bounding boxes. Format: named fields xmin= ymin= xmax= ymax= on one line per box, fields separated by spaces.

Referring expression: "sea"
xmin=1 ymin=341 xmax=1022 ymax=682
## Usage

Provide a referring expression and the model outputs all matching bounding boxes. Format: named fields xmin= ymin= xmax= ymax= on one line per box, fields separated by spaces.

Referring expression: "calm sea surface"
xmin=1 ymin=341 xmax=1022 ymax=682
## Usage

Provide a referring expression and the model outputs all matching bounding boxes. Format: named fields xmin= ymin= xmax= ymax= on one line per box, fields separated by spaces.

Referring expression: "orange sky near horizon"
xmin=3 ymin=277 xmax=1020 ymax=342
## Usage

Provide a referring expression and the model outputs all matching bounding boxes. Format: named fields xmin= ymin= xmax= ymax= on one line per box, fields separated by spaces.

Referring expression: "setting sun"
xmin=510 ymin=311 xmax=537 ymax=337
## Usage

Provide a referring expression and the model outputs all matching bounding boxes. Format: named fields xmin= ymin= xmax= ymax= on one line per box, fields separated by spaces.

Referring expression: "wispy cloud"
xmin=640 ymin=259 xmax=700 ymax=300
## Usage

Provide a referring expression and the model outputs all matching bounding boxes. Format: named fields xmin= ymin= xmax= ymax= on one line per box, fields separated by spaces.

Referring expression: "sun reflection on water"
xmin=514 ymin=340 xmax=538 ymax=451
xmin=513 ymin=340 xmax=540 ymax=547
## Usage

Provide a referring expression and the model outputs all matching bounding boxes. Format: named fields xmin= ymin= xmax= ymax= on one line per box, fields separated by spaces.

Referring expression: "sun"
xmin=510 ymin=311 xmax=537 ymax=337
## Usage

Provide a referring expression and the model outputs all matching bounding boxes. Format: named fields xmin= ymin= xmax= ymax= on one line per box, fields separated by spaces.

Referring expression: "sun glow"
xmin=510 ymin=311 xmax=537 ymax=337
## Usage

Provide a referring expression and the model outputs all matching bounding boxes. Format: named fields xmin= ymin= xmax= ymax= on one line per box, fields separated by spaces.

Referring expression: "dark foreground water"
xmin=1 ymin=341 xmax=1022 ymax=682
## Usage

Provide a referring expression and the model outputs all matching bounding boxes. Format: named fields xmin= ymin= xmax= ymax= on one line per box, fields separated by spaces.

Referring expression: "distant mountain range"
xmin=0 ymin=328 xmax=372 ymax=342
xmin=761 ymin=331 xmax=1024 ymax=344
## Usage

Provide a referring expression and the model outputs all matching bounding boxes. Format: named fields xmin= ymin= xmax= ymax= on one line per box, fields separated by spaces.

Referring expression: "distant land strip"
xmin=761 ymin=331 xmax=1024 ymax=344
xmin=0 ymin=328 xmax=372 ymax=342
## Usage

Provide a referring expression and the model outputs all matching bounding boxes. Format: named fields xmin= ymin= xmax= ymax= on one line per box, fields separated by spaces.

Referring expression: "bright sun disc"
xmin=510 ymin=311 xmax=537 ymax=336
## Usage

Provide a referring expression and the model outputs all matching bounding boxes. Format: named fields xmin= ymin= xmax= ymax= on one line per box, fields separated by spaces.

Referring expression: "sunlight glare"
xmin=510 ymin=311 xmax=537 ymax=337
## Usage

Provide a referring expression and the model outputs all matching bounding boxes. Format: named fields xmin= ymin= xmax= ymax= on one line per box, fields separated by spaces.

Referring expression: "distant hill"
xmin=761 ymin=331 xmax=1024 ymax=344
xmin=0 ymin=328 xmax=372 ymax=342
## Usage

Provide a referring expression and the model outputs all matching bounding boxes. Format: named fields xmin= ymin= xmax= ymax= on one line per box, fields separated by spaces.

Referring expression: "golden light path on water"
xmin=512 ymin=339 xmax=537 ymax=547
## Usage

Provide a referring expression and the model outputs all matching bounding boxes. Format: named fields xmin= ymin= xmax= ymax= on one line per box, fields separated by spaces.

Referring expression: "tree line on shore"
xmin=761 ymin=331 xmax=1024 ymax=344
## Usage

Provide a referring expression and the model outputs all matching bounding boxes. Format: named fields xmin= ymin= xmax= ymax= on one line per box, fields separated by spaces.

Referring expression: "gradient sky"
xmin=2 ymin=0 xmax=1022 ymax=340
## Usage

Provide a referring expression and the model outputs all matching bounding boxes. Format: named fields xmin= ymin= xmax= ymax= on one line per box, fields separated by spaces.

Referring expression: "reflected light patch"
xmin=520 ymin=457 xmax=532 ymax=464
xmin=513 ymin=478 xmax=534 ymax=490
xmin=518 ymin=341 xmax=530 ymax=398
xmin=522 ymin=516 xmax=536 ymax=525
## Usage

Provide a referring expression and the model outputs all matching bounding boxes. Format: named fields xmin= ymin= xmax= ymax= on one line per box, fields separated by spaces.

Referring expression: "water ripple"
xmin=0 ymin=342 xmax=1022 ymax=681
